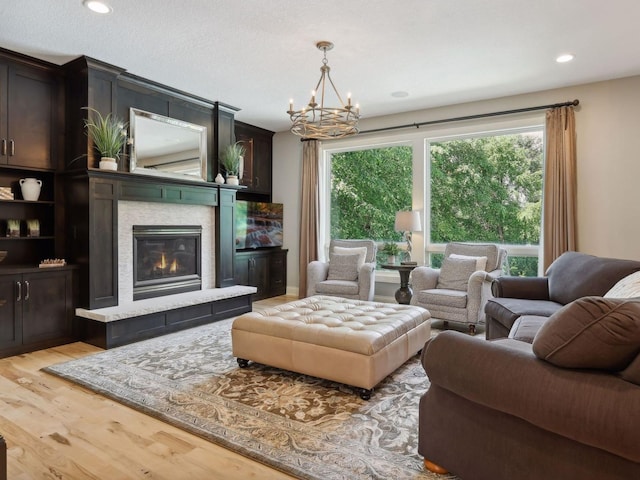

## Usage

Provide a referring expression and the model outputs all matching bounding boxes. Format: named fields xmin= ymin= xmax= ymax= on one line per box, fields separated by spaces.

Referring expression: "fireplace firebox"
xmin=132 ymin=225 xmax=202 ymax=300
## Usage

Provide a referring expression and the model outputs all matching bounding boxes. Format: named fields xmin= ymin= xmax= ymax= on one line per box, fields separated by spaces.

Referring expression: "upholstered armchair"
xmin=307 ymin=239 xmax=377 ymax=301
xmin=410 ymin=242 xmax=507 ymax=334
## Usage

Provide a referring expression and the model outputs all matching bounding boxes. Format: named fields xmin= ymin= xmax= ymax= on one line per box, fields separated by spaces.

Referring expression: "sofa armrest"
xmin=422 ymin=331 xmax=640 ymax=463
xmin=357 ymin=262 xmax=376 ymax=301
xmin=491 ymin=276 xmax=549 ymax=300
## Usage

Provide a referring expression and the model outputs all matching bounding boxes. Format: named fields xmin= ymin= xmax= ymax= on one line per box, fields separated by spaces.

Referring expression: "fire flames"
xmin=156 ymin=253 xmax=179 ymax=274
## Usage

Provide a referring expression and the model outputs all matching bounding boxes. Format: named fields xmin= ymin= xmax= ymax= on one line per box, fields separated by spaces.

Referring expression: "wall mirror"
xmin=129 ymin=108 xmax=208 ymax=181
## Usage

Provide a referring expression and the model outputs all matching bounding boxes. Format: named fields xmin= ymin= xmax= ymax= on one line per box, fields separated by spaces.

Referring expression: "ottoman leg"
xmin=358 ymin=388 xmax=374 ymax=400
xmin=237 ymin=358 xmax=249 ymax=368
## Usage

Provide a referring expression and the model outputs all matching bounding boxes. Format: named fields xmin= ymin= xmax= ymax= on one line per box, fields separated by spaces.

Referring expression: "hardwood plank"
xmin=0 ymin=296 xmax=299 ymax=479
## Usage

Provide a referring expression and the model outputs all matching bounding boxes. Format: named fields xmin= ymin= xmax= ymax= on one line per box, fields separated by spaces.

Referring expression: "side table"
xmin=381 ymin=263 xmax=418 ymax=304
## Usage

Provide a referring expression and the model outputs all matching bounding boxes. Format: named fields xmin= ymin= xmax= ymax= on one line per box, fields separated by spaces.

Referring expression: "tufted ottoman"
xmin=231 ymin=295 xmax=431 ymax=399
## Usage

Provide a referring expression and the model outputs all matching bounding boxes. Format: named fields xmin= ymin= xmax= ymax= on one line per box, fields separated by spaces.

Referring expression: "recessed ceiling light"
xmin=83 ymin=0 xmax=112 ymax=14
xmin=391 ymin=91 xmax=409 ymax=98
xmin=556 ymin=53 xmax=575 ymax=63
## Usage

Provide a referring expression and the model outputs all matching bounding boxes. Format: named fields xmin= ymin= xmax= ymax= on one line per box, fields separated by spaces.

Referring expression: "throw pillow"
xmin=532 ymin=297 xmax=640 ymax=370
xmin=333 ymin=246 xmax=368 ymax=270
xmin=327 ymin=253 xmax=361 ymax=281
xmin=604 ymin=270 xmax=640 ymax=298
xmin=619 ymin=353 xmax=640 ymax=386
xmin=449 ymin=253 xmax=488 ymax=272
xmin=436 ymin=257 xmax=478 ymax=291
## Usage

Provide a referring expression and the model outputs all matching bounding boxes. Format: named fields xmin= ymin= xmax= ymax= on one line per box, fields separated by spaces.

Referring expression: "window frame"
xmin=320 ymin=112 xmax=546 ymax=279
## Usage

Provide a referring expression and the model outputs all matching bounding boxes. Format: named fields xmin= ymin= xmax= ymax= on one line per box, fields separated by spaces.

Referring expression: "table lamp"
xmin=394 ymin=210 xmax=422 ymax=263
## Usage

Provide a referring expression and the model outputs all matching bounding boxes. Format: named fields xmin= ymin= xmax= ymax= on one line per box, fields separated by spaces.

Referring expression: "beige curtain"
xmin=543 ymin=106 xmax=577 ymax=270
xmin=298 ymin=139 xmax=320 ymax=298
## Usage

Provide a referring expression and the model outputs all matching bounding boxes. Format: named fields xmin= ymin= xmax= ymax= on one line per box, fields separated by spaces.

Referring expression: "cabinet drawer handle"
xmin=24 ymin=280 xmax=30 ymax=301
xmin=16 ymin=281 xmax=21 ymax=302
xmin=9 ymin=140 xmax=15 ymax=156
xmin=1 ymin=139 xmax=5 ymax=156
xmin=255 ymin=176 xmax=260 ymax=187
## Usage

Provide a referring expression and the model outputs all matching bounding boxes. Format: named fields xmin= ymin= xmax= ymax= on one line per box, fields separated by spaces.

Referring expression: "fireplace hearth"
xmin=133 ymin=225 xmax=202 ymax=300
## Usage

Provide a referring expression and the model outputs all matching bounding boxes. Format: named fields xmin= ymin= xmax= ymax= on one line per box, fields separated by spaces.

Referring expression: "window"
xmin=326 ymin=144 xmax=413 ymax=266
xmin=321 ymin=119 xmax=545 ymax=277
xmin=428 ymin=129 xmax=543 ymax=276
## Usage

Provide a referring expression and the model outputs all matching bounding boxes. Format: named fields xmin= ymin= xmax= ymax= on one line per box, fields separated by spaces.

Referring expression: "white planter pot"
xmin=99 ymin=158 xmax=118 ymax=171
xmin=226 ymin=175 xmax=239 ymax=186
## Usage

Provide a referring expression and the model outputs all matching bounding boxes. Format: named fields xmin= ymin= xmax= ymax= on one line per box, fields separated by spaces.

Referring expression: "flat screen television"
xmin=235 ymin=201 xmax=284 ymax=249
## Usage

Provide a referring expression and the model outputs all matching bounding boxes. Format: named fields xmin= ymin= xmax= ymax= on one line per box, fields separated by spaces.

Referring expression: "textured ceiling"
xmin=1 ymin=0 xmax=639 ymax=132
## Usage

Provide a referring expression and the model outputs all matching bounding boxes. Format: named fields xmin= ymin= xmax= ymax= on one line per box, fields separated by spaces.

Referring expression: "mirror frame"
xmin=129 ymin=108 xmax=208 ymax=182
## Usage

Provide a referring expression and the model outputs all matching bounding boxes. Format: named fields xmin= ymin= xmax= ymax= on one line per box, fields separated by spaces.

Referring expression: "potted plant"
xmin=220 ymin=141 xmax=245 ymax=185
xmin=382 ymin=242 xmax=401 ymax=264
xmin=83 ymin=107 xmax=128 ymax=171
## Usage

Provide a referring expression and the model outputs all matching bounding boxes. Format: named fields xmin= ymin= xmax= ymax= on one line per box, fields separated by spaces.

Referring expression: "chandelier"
xmin=287 ymin=41 xmax=360 ymax=140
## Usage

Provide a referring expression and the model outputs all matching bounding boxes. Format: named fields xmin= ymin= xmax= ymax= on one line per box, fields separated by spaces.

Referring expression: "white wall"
xmin=273 ymin=75 xmax=640 ymax=297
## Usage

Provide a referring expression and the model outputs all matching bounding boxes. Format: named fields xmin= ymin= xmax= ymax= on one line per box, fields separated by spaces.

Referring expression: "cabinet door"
xmin=234 ymin=254 xmax=250 ymax=287
xmin=0 ymin=63 xmax=7 ymax=163
xmin=6 ymin=64 xmax=56 ymax=169
xmin=21 ymin=270 xmax=72 ymax=344
xmin=0 ymin=275 xmax=22 ymax=349
xmin=251 ymin=133 xmax=272 ymax=195
xmin=269 ymin=250 xmax=287 ymax=296
xmin=249 ymin=254 xmax=270 ymax=299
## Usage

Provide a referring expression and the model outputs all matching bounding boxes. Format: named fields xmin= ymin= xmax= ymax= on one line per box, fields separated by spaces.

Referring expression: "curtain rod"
xmin=358 ymin=99 xmax=579 ymax=135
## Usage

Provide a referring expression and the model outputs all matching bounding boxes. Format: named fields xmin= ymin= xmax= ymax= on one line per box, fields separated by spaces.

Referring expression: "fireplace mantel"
xmin=66 ymin=169 xmax=243 ymax=309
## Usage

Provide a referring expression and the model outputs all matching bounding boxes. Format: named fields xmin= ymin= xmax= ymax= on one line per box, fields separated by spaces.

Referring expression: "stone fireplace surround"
xmin=74 ymin=175 xmax=256 ymax=348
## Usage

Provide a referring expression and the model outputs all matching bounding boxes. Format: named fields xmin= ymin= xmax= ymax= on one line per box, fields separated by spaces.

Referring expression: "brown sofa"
xmin=418 ymin=296 xmax=640 ymax=479
xmin=485 ymin=251 xmax=640 ymax=340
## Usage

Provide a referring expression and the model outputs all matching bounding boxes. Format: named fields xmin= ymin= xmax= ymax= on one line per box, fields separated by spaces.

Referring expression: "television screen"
xmin=235 ymin=201 xmax=284 ymax=249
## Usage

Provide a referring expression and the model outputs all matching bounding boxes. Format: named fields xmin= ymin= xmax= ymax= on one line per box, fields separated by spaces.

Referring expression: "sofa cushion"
xmin=485 ymin=297 xmax=563 ymax=331
xmin=436 ymin=257 xmax=477 ymax=291
xmin=546 ymin=251 xmax=640 ymax=306
xmin=327 ymin=253 xmax=360 ymax=281
xmin=532 ymin=297 xmax=640 ymax=370
xmin=315 ymin=280 xmax=360 ymax=296
xmin=508 ymin=315 xmax=548 ymax=343
xmin=604 ymin=270 xmax=640 ymax=298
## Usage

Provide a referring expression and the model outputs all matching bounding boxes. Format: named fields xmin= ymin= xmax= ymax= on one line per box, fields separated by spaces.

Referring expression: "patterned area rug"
xmin=44 ymin=318 xmax=458 ymax=480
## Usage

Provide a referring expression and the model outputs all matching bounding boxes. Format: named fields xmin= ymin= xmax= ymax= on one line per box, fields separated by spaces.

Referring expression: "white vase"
xmin=226 ymin=175 xmax=239 ymax=186
xmin=19 ymin=178 xmax=42 ymax=201
xmin=99 ymin=157 xmax=118 ymax=171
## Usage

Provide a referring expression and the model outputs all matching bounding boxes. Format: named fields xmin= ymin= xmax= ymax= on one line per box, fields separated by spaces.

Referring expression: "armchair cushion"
xmin=333 ymin=245 xmax=368 ymax=271
xmin=449 ymin=253 xmax=488 ymax=271
xmin=326 ymin=253 xmax=360 ymax=281
xmin=436 ymin=256 xmax=478 ymax=291
xmin=533 ymin=297 xmax=640 ymax=371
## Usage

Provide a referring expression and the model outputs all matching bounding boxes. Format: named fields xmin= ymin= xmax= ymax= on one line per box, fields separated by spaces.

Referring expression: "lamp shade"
xmin=394 ymin=210 xmax=422 ymax=232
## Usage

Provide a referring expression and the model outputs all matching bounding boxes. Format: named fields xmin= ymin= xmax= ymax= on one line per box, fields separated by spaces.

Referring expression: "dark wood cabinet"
xmin=235 ymin=249 xmax=287 ymax=300
xmin=0 ymin=267 xmax=75 ymax=358
xmin=235 ymin=122 xmax=274 ymax=198
xmin=0 ymin=168 xmax=59 ymax=266
xmin=0 ymin=57 xmax=59 ymax=170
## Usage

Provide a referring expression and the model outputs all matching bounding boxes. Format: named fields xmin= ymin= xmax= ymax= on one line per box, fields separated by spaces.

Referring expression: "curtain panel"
xmin=298 ymin=140 xmax=320 ymax=298
xmin=543 ymin=106 xmax=577 ymax=270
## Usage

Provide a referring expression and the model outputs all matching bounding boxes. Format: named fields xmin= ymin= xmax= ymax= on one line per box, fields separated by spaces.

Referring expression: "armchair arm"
xmin=357 ymin=262 xmax=376 ymax=301
xmin=466 ymin=270 xmax=492 ymax=323
xmin=422 ymin=331 xmax=640 ymax=463
xmin=411 ymin=266 xmax=439 ymax=292
xmin=491 ymin=276 xmax=549 ymax=300
xmin=306 ymin=261 xmax=329 ymax=297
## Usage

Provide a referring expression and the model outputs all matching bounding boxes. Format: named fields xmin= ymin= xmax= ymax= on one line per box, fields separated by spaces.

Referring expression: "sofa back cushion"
xmin=532 ymin=296 xmax=640 ymax=370
xmin=546 ymin=251 xmax=640 ymax=305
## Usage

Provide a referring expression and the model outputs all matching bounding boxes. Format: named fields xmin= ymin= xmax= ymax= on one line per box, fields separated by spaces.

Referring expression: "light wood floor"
xmin=0 ymin=295 xmax=299 ymax=480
